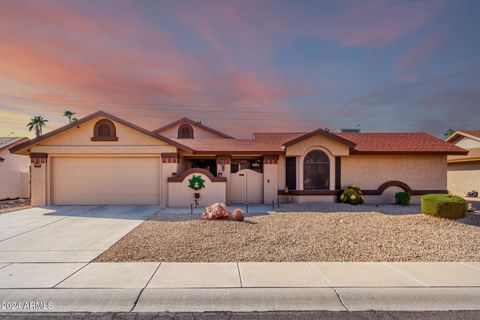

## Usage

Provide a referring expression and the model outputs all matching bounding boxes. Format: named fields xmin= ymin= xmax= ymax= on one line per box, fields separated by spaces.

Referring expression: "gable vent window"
xmin=91 ymin=119 xmax=118 ymax=141
xmin=98 ymin=124 xmax=111 ymax=137
xmin=178 ymin=124 xmax=194 ymax=139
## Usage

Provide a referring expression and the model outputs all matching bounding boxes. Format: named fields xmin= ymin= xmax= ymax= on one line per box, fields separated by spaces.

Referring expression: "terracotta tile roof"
xmin=253 ymin=132 xmax=306 ymax=145
xmin=448 ymin=147 xmax=480 ymax=162
xmin=172 ymin=138 xmax=284 ymax=154
xmin=336 ymin=132 xmax=467 ymax=155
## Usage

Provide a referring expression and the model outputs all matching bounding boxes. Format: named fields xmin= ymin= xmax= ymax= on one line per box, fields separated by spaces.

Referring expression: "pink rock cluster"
xmin=202 ymin=203 xmax=230 ymax=220
xmin=232 ymin=208 xmax=244 ymax=221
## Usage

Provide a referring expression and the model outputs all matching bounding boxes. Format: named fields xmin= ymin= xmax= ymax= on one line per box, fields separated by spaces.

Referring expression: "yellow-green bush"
xmin=421 ymin=194 xmax=467 ymax=219
xmin=339 ymin=186 xmax=364 ymax=205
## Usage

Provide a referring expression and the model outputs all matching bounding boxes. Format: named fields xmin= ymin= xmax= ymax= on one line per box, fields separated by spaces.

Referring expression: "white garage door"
xmin=52 ymin=157 xmax=159 ymax=205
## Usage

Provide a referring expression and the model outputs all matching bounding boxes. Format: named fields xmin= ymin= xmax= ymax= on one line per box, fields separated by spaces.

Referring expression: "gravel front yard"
xmin=96 ymin=205 xmax=480 ymax=262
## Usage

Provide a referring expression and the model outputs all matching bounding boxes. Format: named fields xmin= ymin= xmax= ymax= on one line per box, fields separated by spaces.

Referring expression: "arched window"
xmin=178 ymin=124 xmax=194 ymax=139
xmin=92 ymin=119 xmax=118 ymax=141
xmin=303 ymin=150 xmax=330 ymax=190
xmin=98 ymin=124 xmax=111 ymax=137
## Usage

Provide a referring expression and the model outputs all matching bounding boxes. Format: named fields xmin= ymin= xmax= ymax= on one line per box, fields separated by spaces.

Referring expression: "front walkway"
xmin=0 ymin=262 xmax=479 ymax=312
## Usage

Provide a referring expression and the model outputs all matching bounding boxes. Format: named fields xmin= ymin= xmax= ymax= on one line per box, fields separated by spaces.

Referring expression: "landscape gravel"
xmin=95 ymin=204 xmax=480 ymax=262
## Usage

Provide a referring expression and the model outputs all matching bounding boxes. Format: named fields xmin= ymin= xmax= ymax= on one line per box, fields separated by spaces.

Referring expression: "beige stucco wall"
xmin=285 ymin=135 xmax=350 ymax=157
xmin=30 ymin=163 xmax=46 ymax=206
xmin=0 ymin=149 xmax=30 ymax=199
xmin=263 ymin=163 xmax=278 ymax=204
xmin=217 ymin=162 xmax=231 ymax=203
xmin=158 ymin=123 xmax=224 ymax=139
xmin=27 ymin=116 xmax=179 ymax=206
xmin=277 ymin=155 xmax=286 ymax=191
xmin=168 ymin=172 xmax=226 ymax=207
xmin=285 ymin=135 xmax=350 ymax=191
xmin=450 ymin=136 xmax=480 ymax=149
xmin=447 ymin=162 xmax=480 ymax=196
xmin=32 ymin=116 xmax=176 ymax=154
xmin=342 ymin=155 xmax=447 ymax=191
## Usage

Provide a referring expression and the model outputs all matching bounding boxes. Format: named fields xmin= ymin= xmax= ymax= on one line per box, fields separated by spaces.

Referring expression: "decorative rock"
xmin=202 ymin=203 xmax=230 ymax=220
xmin=232 ymin=208 xmax=244 ymax=222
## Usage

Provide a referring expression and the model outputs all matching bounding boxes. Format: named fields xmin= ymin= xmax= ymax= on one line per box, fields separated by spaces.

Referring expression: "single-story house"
xmin=445 ymin=130 xmax=480 ymax=196
xmin=1 ymin=137 xmax=30 ymax=200
xmin=10 ymin=111 xmax=467 ymax=207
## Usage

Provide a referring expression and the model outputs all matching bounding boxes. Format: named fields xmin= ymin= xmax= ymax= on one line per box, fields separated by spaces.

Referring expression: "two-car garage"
xmin=51 ymin=157 xmax=160 ymax=205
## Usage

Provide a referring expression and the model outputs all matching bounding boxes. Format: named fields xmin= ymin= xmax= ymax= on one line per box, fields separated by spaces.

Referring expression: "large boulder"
xmin=202 ymin=203 xmax=230 ymax=220
xmin=232 ymin=208 xmax=244 ymax=222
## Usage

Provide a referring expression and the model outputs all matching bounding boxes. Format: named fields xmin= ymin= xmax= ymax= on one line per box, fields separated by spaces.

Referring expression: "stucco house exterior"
xmin=445 ymin=130 xmax=480 ymax=197
xmin=1 ymin=137 xmax=30 ymax=200
xmin=10 ymin=111 xmax=466 ymax=207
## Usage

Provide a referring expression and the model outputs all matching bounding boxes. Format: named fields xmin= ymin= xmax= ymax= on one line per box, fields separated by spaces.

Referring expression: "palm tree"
xmin=63 ymin=110 xmax=76 ymax=123
xmin=444 ymin=128 xmax=455 ymax=139
xmin=27 ymin=116 xmax=48 ymax=138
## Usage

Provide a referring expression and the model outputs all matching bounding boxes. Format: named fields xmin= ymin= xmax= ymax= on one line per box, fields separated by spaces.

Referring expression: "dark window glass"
xmin=98 ymin=124 xmax=111 ymax=137
xmin=178 ymin=125 xmax=193 ymax=138
xmin=231 ymin=163 xmax=239 ymax=173
xmin=285 ymin=157 xmax=297 ymax=190
xmin=303 ymin=150 xmax=329 ymax=189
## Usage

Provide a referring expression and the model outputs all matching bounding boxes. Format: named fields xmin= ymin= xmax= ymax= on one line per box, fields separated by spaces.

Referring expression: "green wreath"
xmin=188 ymin=175 xmax=206 ymax=190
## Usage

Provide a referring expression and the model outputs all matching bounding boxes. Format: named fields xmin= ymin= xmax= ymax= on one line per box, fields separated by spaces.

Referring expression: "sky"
xmin=1 ymin=0 xmax=480 ymax=139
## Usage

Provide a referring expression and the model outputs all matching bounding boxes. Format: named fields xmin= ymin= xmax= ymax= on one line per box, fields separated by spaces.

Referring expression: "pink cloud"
xmin=0 ymin=0 xmax=312 ymax=135
xmin=397 ymin=32 xmax=448 ymax=71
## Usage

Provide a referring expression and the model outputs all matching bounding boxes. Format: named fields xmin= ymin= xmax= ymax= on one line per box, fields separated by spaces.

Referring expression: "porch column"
xmin=161 ymin=153 xmax=179 ymax=207
xmin=30 ymin=153 xmax=48 ymax=206
xmin=263 ymin=155 xmax=278 ymax=204
xmin=216 ymin=156 xmax=231 ymax=204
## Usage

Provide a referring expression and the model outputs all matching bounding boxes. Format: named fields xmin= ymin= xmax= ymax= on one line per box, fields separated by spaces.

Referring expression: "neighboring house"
xmin=10 ymin=111 xmax=466 ymax=207
xmin=445 ymin=130 xmax=480 ymax=196
xmin=0 ymin=137 xmax=30 ymax=200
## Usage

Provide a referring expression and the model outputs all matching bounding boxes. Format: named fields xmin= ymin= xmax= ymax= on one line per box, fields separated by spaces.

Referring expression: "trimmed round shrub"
xmin=339 ymin=186 xmax=364 ymax=205
xmin=421 ymin=194 xmax=467 ymax=219
xmin=395 ymin=192 xmax=411 ymax=205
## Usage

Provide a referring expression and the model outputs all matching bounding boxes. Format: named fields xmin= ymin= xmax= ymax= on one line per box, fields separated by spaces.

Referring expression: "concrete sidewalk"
xmin=0 ymin=262 xmax=479 ymax=312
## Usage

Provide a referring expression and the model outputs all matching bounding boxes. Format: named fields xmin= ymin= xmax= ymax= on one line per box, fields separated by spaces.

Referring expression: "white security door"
xmin=230 ymin=169 xmax=263 ymax=204
xmin=52 ymin=157 xmax=159 ymax=205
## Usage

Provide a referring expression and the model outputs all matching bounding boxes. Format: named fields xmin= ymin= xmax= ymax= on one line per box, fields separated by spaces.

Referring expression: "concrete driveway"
xmin=0 ymin=206 xmax=159 ymax=263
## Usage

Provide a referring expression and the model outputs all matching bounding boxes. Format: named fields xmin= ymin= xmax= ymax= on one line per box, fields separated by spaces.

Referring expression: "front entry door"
xmin=230 ymin=169 xmax=263 ymax=203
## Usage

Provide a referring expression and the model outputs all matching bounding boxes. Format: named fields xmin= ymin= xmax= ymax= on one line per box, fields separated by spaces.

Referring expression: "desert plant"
xmin=395 ymin=192 xmax=411 ymax=205
xmin=421 ymin=194 xmax=467 ymax=219
xmin=339 ymin=186 xmax=364 ymax=205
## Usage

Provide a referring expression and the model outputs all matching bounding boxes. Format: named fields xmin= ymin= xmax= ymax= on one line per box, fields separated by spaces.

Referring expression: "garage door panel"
xmin=52 ymin=157 xmax=159 ymax=205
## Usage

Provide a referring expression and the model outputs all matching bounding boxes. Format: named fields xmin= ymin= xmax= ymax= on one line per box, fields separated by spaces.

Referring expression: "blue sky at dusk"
xmin=1 ymin=0 xmax=479 ymax=138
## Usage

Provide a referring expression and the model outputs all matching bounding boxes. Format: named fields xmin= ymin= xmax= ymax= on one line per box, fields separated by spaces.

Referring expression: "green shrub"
xmin=421 ymin=194 xmax=467 ymax=219
xmin=395 ymin=192 xmax=411 ymax=205
xmin=339 ymin=186 xmax=364 ymax=205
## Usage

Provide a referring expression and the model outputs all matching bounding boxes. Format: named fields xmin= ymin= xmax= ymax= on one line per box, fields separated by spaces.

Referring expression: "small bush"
xmin=395 ymin=192 xmax=411 ymax=205
xmin=421 ymin=194 xmax=467 ymax=219
xmin=339 ymin=186 xmax=364 ymax=205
